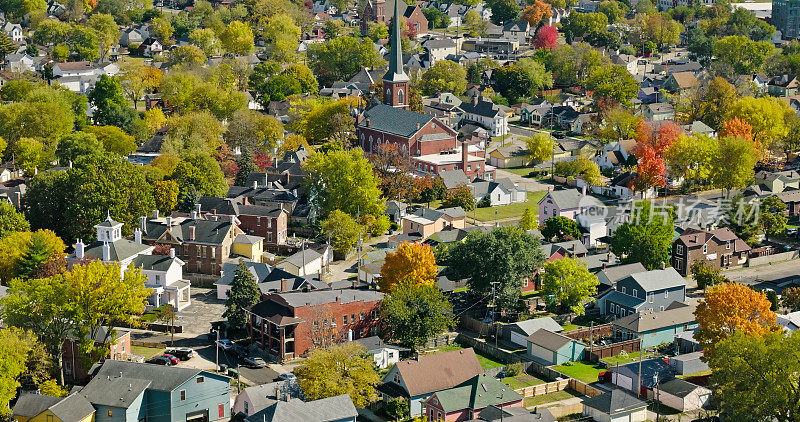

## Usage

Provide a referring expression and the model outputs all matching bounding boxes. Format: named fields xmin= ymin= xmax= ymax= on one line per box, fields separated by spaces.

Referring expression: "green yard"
xmin=560 ymin=323 xmax=580 ymax=332
xmin=522 ymin=389 xmax=583 ymax=407
xmin=503 ymin=167 xmax=538 ymax=177
xmin=131 ymin=345 xmax=164 ymax=359
xmin=502 ymin=373 xmax=548 ymax=389
xmin=426 ymin=344 xmax=504 ymax=369
xmin=602 ymin=352 xmax=659 ymax=367
xmin=472 ymin=191 xmax=547 ymax=222
xmin=553 ymin=361 xmax=606 ymax=383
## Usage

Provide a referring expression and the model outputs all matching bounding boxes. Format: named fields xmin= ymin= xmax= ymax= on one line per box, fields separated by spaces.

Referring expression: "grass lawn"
xmin=522 ymin=389 xmax=583 ymax=407
xmin=503 ymin=167 xmax=538 ymax=177
xmin=473 ymin=191 xmax=547 ymax=222
xmin=560 ymin=323 xmax=580 ymax=332
xmin=131 ymin=345 xmax=164 ymax=359
xmin=553 ymin=361 xmax=606 ymax=383
xmin=502 ymin=373 xmax=548 ymax=389
xmin=602 ymin=352 xmax=659 ymax=367
xmin=425 ymin=344 xmax=504 ymax=369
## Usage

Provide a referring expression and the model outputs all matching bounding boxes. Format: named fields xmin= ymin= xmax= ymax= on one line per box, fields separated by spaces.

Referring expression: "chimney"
xmin=195 ymin=203 xmax=201 ymax=214
xmin=68 ymin=160 xmax=73 ymax=168
xmin=347 ymin=329 xmax=353 ymax=342
xmin=134 ymin=228 xmax=142 ymax=244
xmin=547 ymin=185 xmax=554 ymax=192
xmin=191 ymin=211 xmax=198 ymax=220
xmin=281 ymin=278 xmax=287 ymax=292
xmin=253 ymin=180 xmax=258 ymax=189
xmin=602 ymin=262 xmax=607 ymax=270
xmin=139 ymin=216 xmax=147 ymax=233
xmin=366 ymin=119 xmax=371 ymax=127
xmin=14 ymin=192 xmax=20 ymax=207
xmin=582 ymin=185 xmax=587 ymax=196
xmin=75 ymin=239 xmax=85 ymax=259
xmin=352 ymin=279 xmax=359 ymax=289
xmin=170 ymin=248 xmax=176 ymax=259
xmin=102 ymin=242 xmax=110 ymax=261
xmin=153 ymin=210 xmax=159 ymax=218
xmin=660 ymin=261 xmax=666 ymax=269
xmin=461 ymin=140 xmax=468 ymax=172
xmin=166 ymin=216 xmax=172 ymax=227
xmin=472 ymin=94 xmax=479 ymax=106
xmin=189 ymin=225 xmax=196 ymax=241
xmin=335 ymin=295 xmax=341 ymax=303
xmin=229 ymin=215 xmax=236 ymax=224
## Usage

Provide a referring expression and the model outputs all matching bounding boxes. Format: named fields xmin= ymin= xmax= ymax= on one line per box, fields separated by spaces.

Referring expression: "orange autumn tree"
xmin=695 ymin=282 xmax=777 ymax=356
xmin=721 ymin=117 xmax=754 ymax=142
xmin=379 ymin=242 xmax=437 ymax=292
xmin=521 ymin=0 xmax=552 ymax=26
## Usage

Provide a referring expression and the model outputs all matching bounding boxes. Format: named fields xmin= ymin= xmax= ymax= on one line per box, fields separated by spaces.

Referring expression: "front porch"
xmin=146 ymin=280 xmax=191 ymax=311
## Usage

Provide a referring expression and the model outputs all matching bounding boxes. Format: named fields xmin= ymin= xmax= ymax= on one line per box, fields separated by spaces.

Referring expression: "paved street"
xmin=723 ymin=258 xmax=800 ymax=291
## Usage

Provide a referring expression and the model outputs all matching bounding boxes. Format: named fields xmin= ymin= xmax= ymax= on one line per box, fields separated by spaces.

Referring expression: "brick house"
xmin=140 ymin=212 xmax=244 ymax=276
xmin=360 ymin=0 xmax=428 ymax=35
xmin=247 ymin=289 xmax=384 ymax=361
xmin=62 ymin=327 xmax=131 ymax=384
xmin=197 ymin=198 xmax=289 ymax=246
xmin=670 ymin=228 xmax=751 ymax=276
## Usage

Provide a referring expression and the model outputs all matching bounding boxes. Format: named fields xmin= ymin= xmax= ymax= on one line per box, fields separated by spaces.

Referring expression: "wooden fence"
xmin=514 ymin=379 xmax=570 ymax=398
xmin=562 ymin=323 xmax=612 ymax=341
xmin=586 ymin=337 xmax=641 ymax=362
xmin=568 ymin=378 xmax=604 ymax=397
xmin=459 ymin=316 xmax=495 ymax=336
xmin=456 ymin=333 xmax=524 ymax=364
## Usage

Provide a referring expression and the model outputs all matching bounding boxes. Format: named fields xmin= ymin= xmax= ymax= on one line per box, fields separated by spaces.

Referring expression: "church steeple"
xmin=383 ymin=0 xmax=409 ymax=108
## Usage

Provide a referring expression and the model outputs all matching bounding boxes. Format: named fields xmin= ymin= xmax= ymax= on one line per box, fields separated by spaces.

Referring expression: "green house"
xmin=526 ymin=328 xmax=586 ymax=366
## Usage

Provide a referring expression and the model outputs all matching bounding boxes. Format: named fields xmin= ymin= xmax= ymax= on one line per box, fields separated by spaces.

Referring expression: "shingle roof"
xmin=132 ymin=254 xmax=180 ymax=272
xmin=79 ymin=377 xmax=151 ymax=408
xmin=391 ymin=348 xmax=483 ymax=397
xmin=81 ymin=239 xmax=152 ymax=262
xmin=439 ymin=169 xmax=470 ymax=189
xmin=142 ymin=217 xmax=238 ymax=245
xmin=525 ymin=328 xmax=576 ymax=351
xmin=244 ymin=394 xmax=357 ymax=422
xmin=669 ymin=72 xmax=698 ymax=89
xmin=432 ymin=374 xmax=523 ymax=413
xmin=359 ymin=104 xmax=435 ymax=138
xmin=613 ymin=302 xmax=696 ymax=332
xmin=601 ymin=290 xmax=645 ymax=308
xmin=92 ymin=360 xmax=204 ymax=392
xmin=597 ymin=263 xmax=647 ymax=286
xmin=677 ymin=228 xmax=751 ymax=253
xmin=582 ymin=389 xmax=647 ymax=415
xmin=539 ymin=189 xmax=604 ymax=210
xmin=459 ymin=96 xmax=503 ymax=118
xmin=280 ymin=248 xmax=322 ymax=268
xmin=511 ymin=317 xmax=563 ymax=336
xmin=276 ymin=289 xmax=384 ymax=308
xmin=657 ymin=378 xmax=705 ymax=398
xmin=215 ymin=262 xmax=327 ymax=293
xmin=624 ymin=267 xmax=686 ymax=292
xmin=239 ymin=379 xmax=302 ymax=412
xmin=47 ymin=393 xmax=96 ymax=421
xmin=12 ymin=395 xmax=63 ymax=418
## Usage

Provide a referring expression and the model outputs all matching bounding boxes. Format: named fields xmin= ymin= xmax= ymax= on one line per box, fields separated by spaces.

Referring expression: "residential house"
xmin=67 ymin=214 xmax=155 ymax=272
xmin=197 ymin=198 xmax=288 ymax=246
xmin=611 ymin=53 xmax=641 ymax=76
xmin=503 ymin=316 xmax=563 ymax=347
xmin=471 ymin=178 xmax=526 ymax=206
xmin=683 ymin=120 xmax=716 ymax=137
xmin=3 ymin=22 xmax=23 ymax=43
xmin=119 ymin=27 xmax=144 ymax=46
xmin=233 ymin=379 xmax=303 ymax=417
xmin=643 ymin=102 xmax=675 ymax=121
xmin=519 ymin=102 xmax=553 ymax=127
xmin=776 ymin=189 xmax=800 ymax=217
xmin=594 ymin=139 xmax=636 ymax=170
xmin=247 ymin=289 xmax=384 ymax=361
xmin=597 ymin=267 xmax=687 ymax=317
xmin=670 ymin=227 xmax=751 ymax=276
xmin=638 ymin=86 xmax=660 ymax=104
xmin=488 ymin=143 xmax=529 ymax=168
xmin=138 ymin=38 xmax=163 ymax=56
xmin=12 ymin=393 xmax=95 ymax=422
xmin=581 ymin=390 xmax=647 ymax=422
xmin=595 ymin=262 xmax=647 ymax=293
xmin=4 ymin=53 xmax=35 ymax=73
xmin=652 ymin=378 xmax=711 ymax=412
xmin=777 ymin=310 xmax=800 ymax=331
xmin=422 ymin=374 xmax=524 ymax=421
xmin=735 ymin=73 xmax=769 ymax=94
xmin=62 ymin=327 xmax=132 ymax=384
xmin=354 ymin=336 xmax=409 ymax=369
xmin=360 ymin=0 xmax=428 ymax=34
xmin=439 ymin=169 xmax=471 ymax=190
xmin=538 ymin=188 xmax=605 ymax=221
xmin=750 ymin=169 xmax=800 ymax=195
xmin=423 ymin=38 xmax=457 ymax=64
xmin=401 ymin=206 xmax=466 ymax=238
xmin=139 ymin=212 xmax=245 ymax=276
xmin=663 ymin=71 xmax=699 ymax=96
xmin=385 ymin=200 xmax=408 ymax=223
xmin=132 ymin=252 xmax=191 ymax=311
xmin=276 ymin=246 xmax=329 ymax=276
xmin=769 ymin=74 xmax=800 ymax=97
xmin=52 ymin=61 xmax=97 ymax=78
xmin=378 ymin=348 xmax=483 ymax=416
xmin=611 ymin=358 xmax=676 ymax=395
xmin=475 ymin=406 xmax=556 ymax=422
xmin=612 ymin=302 xmax=698 ymax=348
xmin=243 ymin=394 xmax=357 ymax=422
xmin=500 ymin=20 xmax=530 ymax=44
xmin=526 ymin=328 xmax=586 ymax=365
xmin=214 ymin=261 xmax=327 ymax=300
xmin=81 ymin=360 xmax=231 ymax=421
xmin=458 ymin=95 xmax=508 ymax=137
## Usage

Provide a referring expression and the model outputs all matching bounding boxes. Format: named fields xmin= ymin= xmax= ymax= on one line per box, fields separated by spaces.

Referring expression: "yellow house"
xmin=231 ymin=234 xmax=265 ymax=263
xmin=13 ymin=393 xmax=95 ymax=422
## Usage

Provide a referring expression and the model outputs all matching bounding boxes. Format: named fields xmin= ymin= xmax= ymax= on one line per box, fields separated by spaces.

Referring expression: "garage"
xmin=186 ymin=409 xmax=209 ymax=422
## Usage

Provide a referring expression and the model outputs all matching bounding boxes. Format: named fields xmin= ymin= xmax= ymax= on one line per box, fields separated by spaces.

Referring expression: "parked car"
xmin=229 ymin=344 xmax=248 ymax=358
xmin=278 ymin=373 xmax=296 ymax=381
xmin=146 ymin=356 xmax=172 ymax=366
xmin=216 ymin=339 xmax=234 ymax=350
xmin=161 ymin=354 xmax=180 ymax=365
xmin=552 ymin=131 xmax=566 ymax=139
xmin=166 ymin=348 xmax=194 ymax=360
xmin=243 ymin=355 xmax=267 ymax=368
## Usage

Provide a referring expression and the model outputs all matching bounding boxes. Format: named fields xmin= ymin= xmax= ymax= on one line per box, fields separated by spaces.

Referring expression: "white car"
xmin=216 ymin=339 xmax=234 ymax=350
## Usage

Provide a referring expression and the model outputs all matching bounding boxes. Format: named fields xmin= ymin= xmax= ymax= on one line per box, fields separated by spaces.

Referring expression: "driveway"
xmin=494 ymin=168 xmax=551 ymax=193
xmin=173 ymin=287 xmax=227 ymax=335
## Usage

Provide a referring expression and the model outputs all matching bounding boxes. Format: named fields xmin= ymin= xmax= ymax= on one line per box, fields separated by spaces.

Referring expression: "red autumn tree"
xmin=533 ymin=25 xmax=558 ymax=49
xmin=631 ymin=144 xmax=666 ymax=192
xmin=654 ymin=121 xmax=683 ymax=154
xmin=635 ymin=120 xmax=654 ymax=147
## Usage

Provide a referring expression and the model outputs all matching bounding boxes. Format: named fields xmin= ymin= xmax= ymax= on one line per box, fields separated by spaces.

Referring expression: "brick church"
xmin=360 ymin=0 xmax=428 ymax=36
xmin=355 ymin=0 xmax=494 ymax=181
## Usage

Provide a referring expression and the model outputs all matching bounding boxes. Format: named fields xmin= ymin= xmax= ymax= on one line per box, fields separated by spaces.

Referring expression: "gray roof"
xmin=359 ymin=104 xmax=435 ymax=138
xmin=280 ymin=248 xmax=323 ymax=268
xmin=596 ymin=263 xmax=647 ymax=286
xmin=439 ymin=169 xmax=470 ymax=189
xmin=47 ymin=393 xmax=96 ymax=421
xmin=354 ymin=336 xmax=409 ymax=352
xmin=511 ymin=317 xmax=563 ymax=336
xmin=525 ymin=328 xmax=575 ymax=351
xmin=142 ymin=216 xmax=238 ymax=245
xmin=614 ymin=359 xmax=676 ymax=388
xmin=582 ymin=389 xmax=647 ymax=415
xmin=540 ymin=189 xmax=604 ymax=210
xmin=624 ymin=267 xmax=686 ymax=292
xmin=602 ymin=290 xmax=645 ymax=308
xmin=81 ymin=239 xmax=152 ymax=262
xmin=277 ymin=289 xmax=384 ymax=308
xmin=245 ymin=394 xmax=358 ymax=422
xmin=132 ymin=254 xmax=180 ymax=272
xmin=541 ymin=240 xmax=588 ymax=257
xmin=657 ymin=378 xmax=705 ymax=398
xmin=215 ymin=262 xmax=327 ymax=294
xmin=92 ymin=360 xmax=205 ymax=392
xmin=614 ymin=302 xmax=696 ymax=332
xmin=239 ymin=379 xmax=302 ymax=412
xmin=79 ymin=376 xmax=151 ymax=408
xmin=13 ymin=395 xmax=63 ymax=418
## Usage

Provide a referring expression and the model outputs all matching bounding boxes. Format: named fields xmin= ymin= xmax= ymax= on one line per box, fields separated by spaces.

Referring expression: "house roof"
xmin=512 ymin=317 xmax=563 ymax=336
xmin=354 ymin=336 xmax=410 ymax=352
xmin=582 ymin=389 xmax=647 ymax=415
xmin=614 ymin=302 xmax=696 ymax=333
xmin=274 ymin=289 xmax=384 ymax=308
xmin=669 ymin=72 xmax=698 ymax=89
xmin=359 ymin=104 xmax=436 ymax=138
xmin=239 ymin=379 xmax=302 ymax=412
xmin=502 ymin=20 xmax=529 ymax=32
xmin=47 ymin=393 xmax=96 ymax=421
xmin=12 ymin=395 xmax=64 ymax=418
xmin=132 ymin=254 xmax=180 ymax=272
xmin=280 ymin=248 xmax=323 ymax=268
xmin=601 ymin=290 xmax=645 ymax=308
xmin=142 ymin=216 xmax=238 ymax=245
xmin=55 ymin=61 xmax=95 ymax=71
xmin=459 ymin=96 xmax=503 ymax=118
xmin=431 ymin=373 xmax=524 ymax=413
xmin=439 ymin=169 xmax=470 ymax=189
xmin=676 ymin=227 xmax=751 ymax=253
xmin=623 ymin=267 xmax=686 ymax=292
xmin=525 ymin=328 xmax=576 ymax=352
xmin=91 ymin=360 xmax=206 ymax=392
xmin=647 ymin=102 xmax=674 ymax=114
xmin=539 ymin=189 xmax=604 ymax=211
xmin=614 ymin=358 xmax=676 ymax=387
xmin=80 ymin=239 xmax=152 ymax=262
xmin=596 ymin=263 xmax=647 ymax=286
xmin=392 ymin=348 xmax=483 ymax=397
xmin=657 ymin=378 xmax=706 ymax=398
xmin=244 ymin=394 xmax=358 ymax=422
xmin=541 ymin=240 xmax=589 ymax=258
xmin=79 ymin=376 xmax=151 ymax=408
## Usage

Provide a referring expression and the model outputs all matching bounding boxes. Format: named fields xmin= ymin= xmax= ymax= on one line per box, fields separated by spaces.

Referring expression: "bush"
xmin=506 ymin=362 xmax=522 ymax=377
xmin=477 ymin=196 xmax=491 ymax=208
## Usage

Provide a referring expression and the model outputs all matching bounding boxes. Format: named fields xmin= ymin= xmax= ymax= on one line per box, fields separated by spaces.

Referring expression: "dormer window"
xmin=726 ymin=241 xmax=730 ymax=250
xmin=702 ymin=244 xmax=707 ymax=254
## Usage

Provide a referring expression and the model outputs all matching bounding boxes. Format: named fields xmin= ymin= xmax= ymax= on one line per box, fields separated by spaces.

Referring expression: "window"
xmin=702 ymin=244 xmax=707 ymax=254
xmin=196 ymin=246 xmax=201 ymax=258
xmin=360 ymin=313 xmax=365 ymax=321
xmin=257 ymin=218 xmax=261 ymax=226
xmin=107 ymin=410 xmax=113 ymax=417
xmin=197 ymin=376 xmax=204 ymax=383
xmin=660 ymin=306 xmax=664 ymax=311
xmin=621 ymin=287 xmax=626 ymax=294
xmin=676 ymin=244 xmax=684 ymax=255
xmin=155 ymin=274 xmax=161 ymax=284
xmin=664 ymin=290 xmax=668 ymax=298
xmin=398 ymin=89 xmax=405 ymax=104
xmin=352 ymin=314 xmax=356 ymax=323
xmin=180 ymin=390 xmax=186 ymax=401
xmin=675 ymin=258 xmax=683 ymax=271
xmin=648 ymin=293 xmax=654 ymax=303
xmin=244 ymin=401 xmax=249 ymax=415
xmin=394 ymin=373 xmax=401 ymax=383
xmin=632 ymin=289 xmax=638 ymax=298
xmin=726 ymin=241 xmax=730 ymax=250
xmin=523 ymin=278 xmax=528 ymax=287
xmin=343 ymin=315 xmax=348 ymax=325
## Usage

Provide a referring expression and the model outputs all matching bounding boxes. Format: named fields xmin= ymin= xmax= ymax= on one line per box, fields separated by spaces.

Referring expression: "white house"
xmin=459 ymin=95 xmax=508 ymax=137
xmin=276 ymin=248 xmax=325 ymax=276
xmin=354 ymin=336 xmax=408 ymax=369
xmin=652 ymin=379 xmax=711 ymax=412
xmin=132 ymin=250 xmax=191 ymax=311
xmin=119 ymin=27 xmax=144 ymax=46
xmin=52 ymin=61 xmax=97 ymax=78
xmin=501 ymin=20 xmax=530 ymax=44
xmin=68 ymin=215 xmax=154 ymax=274
xmin=594 ymin=139 xmax=636 ymax=170
xmin=471 ymin=178 xmax=526 ymax=206
xmin=422 ymin=38 xmax=457 ymax=64
xmin=3 ymin=22 xmax=23 ymax=43
xmin=4 ymin=53 xmax=35 ymax=73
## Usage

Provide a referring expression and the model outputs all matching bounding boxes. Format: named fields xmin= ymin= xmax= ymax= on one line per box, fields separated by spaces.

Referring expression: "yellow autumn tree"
xmin=521 ymin=0 xmax=552 ymax=26
xmin=379 ymin=242 xmax=437 ymax=292
xmin=695 ymin=282 xmax=777 ymax=357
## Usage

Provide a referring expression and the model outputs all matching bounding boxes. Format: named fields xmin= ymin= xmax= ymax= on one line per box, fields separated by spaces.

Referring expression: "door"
xmin=186 ymin=409 xmax=209 ymax=422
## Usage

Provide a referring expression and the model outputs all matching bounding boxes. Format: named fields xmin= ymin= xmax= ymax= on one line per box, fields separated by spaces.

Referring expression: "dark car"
xmin=243 ymin=355 xmax=267 ymax=368
xmin=165 ymin=348 xmax=194 ymax=361
xmin=229 ymin=344 xmax=248 ymax=358
xmin=146 ymin=356 xmax=172 ymax=366
xmin=161 ymin=354 xmax=180 ymax=365
xmin=552 ymin=131 xmax=566 ymax=139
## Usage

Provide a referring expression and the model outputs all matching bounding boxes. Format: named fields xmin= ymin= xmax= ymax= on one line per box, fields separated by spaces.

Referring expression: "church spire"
xmin=384 ymin=0 xmax=409 ymax=84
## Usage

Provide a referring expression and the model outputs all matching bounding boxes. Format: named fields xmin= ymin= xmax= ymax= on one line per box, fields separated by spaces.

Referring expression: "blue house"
xmin=612 ymin=301 xmax=697 ymax=348
xmin=597 ymin=267 xmax=687 ymax=318
xmin=83 ymin=360 xmax=231 ymax=422
xmin=526 ymin=329 xmax=586 ymax=366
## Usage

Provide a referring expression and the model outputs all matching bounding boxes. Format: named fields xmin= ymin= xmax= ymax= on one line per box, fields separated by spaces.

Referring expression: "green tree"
xmin=597 ymin=0 xmax=627 ymax=23
xmin=87 ymin=13 xmax=119 ymax=59
xmin=0 ymin=328 xmax=40 ymax=414
xmin=760 ymin=196 xmax=788 ymax=241
xmin=723 ymin=194 xmax=761 ymax=246
xmin=303 ymin=148 xmax=384 ymax=217
xmin=12 ymin=137 xmax=49 ymax=176
xmin=519 ymin=207 xmax=537 ymax=230
xmin=691 ymin=259 xmax=727 ymax=291
xmin=442 ymin=185 xmax=475 ymax=211
xmin=161 ymin=110 xmax=225 ymax=157
xmin=307 ymin=36 xmax=383 ymax=85
xmin=494 ymin=59 xmax=553 ymax=103
xmin=189 ymin=27 xmax=219 ymax=57
xmin=223 ymin=261 xmax=261 ymax=331
xmin=597 ymin=107 xmax=641 ymax=142
xmin=585 ymin=64 xmax=638 ymax=106
xmin=220 ymin=20 xmax=255 ymax=55
xmin=262 ymin=14 xmax=300 ymax=61
xmin=69 ymin=25 xmax=100 ymax=61
xmin=449 ymin=227 xmax=545 ymax=312
xmin=0 ymin=201 xmax=30 ymax=239
xmin=610 ymin=201 xmax=673 ymax=270
xmin=727 ymin=96 xmax=794 ymax=151
xmin=541 ymin=216 xmax=580 ymax=242
xmin=87 ymin=75 xmax=130 ymax=126
xmin=167 ymin=44 xmax=207 ymax=69
xmin=697 ymin=77 xmax=738 ymax=131
xmin=419 ymin=60 xmax=468 ymax=95
xmin=486 ymin=0 xmax=520 ymax=24
xmin=152 ymin=180 xmax=179 ymax=214
xmin=541 ymin=258 xmax=598 ymax=315
xmin=32 ymin=19 xmax=72 ymax=45
xmin=170 ymin=153 xmax=228 ymax=198
xmin=380 ymin=280 xmax=456 ymax=350
xmin=710 ymin=136 xmax=758 ymax=195
xmin=463 ymin=9 xmax=488 ymax=36
xmin=150 ymin=16 xmax=174 ymax=45
xmin=525 ymin=133 xmax=554 ymax=163
xmin=83 ymin=125 xmax=138 ymax=156
xmin=224 ymin=108 xmax=284 ymax=153
xmin=713 ymin=35 xmax=774 ymax=74
xmin=366 ymin=21 xmax=389 ymax=41
xmin=321 ymin=210 xmax=363 ymax=255
xmin=295 ymin=342 xmax=380 ymax=408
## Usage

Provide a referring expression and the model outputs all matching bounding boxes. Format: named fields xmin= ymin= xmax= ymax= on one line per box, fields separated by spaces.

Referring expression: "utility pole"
xmin=654 ymin=373 xmax=661 ymax=422
xmin=216 ymin=330 xmax=220 ymax=372
xmin=637 ymin=337 xmax=643 ymax=398
xmin=589 ymin=321 xmax=594 ymax=357
xmin=490 ymin=281 xmax=500 ymax=347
